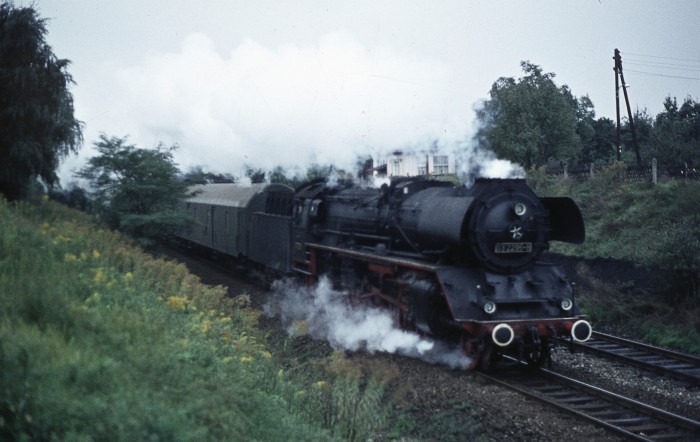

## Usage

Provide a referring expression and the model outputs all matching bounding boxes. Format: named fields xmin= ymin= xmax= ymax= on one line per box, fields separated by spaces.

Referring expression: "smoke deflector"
xmin=540 ymin=197 xmax=585 ymax=244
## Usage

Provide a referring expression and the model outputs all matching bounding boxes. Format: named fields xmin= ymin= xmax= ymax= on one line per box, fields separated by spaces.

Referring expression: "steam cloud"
xmin=264 ymin=277 xmax=472 ymax=370
xmin=62 ymin=31 xmax=482 ymax=182
xmin=455 ymin=140 xmax=525 ymax=184
xmin=62 ymin=30 xmax=524 ymax=186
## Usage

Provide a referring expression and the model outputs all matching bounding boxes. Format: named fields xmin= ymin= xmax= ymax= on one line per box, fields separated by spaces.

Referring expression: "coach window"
xmin=211 ymin=207 xmax=216 ymax=244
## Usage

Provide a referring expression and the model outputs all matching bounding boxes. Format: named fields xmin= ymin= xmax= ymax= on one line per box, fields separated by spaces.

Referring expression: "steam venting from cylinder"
xmin=264 ymin=277 xmax=474 ymax=369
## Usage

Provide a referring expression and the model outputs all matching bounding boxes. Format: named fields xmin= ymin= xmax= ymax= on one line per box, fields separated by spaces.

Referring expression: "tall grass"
xmin=529 ymin=169 xmax=700 ymax=353
xmin=0 ymin=198 xmax=334 ymax=440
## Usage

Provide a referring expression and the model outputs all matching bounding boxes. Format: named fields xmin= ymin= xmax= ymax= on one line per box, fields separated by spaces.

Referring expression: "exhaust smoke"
xmin=264 ymin=277 xmax=472 ymax=369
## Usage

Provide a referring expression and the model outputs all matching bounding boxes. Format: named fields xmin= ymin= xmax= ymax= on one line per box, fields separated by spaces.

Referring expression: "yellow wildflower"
xmin=235 ymin=335 xmax=248 ymax=347
xmin=92 ymin=249 xmax=101 ymax=259
xmin=93 ymin=269 xmax=105 ymax=284
xmin=85 ymin=292 xmax=101 ymax=306
xmin=123 ymin=272 xmax=134 ymax=282
xmin=64 ymin=253 xmax=78 ymax=263
xmin=52 ymin=235 xmax=71 ymax=245
xmin=261 ymin=351 xmax=272 ymax=359
xmin=217 ymin=316 xmax=232 ymax=323
xmin=312 ymin=380 xmax=328 ymax=390
xmin=200 ymin=318 xmax=212 ymax=334
xmin=166 ymin=295 xmax=189 ymax=311
xmin=222 ymin=356 xmax=234 ymax=364
xmin=240 ymin=356 xmax=254 ymax=363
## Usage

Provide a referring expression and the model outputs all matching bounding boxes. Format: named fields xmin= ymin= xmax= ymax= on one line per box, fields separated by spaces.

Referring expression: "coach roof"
xmin=186 ymin=183 xmax=268 ymax=208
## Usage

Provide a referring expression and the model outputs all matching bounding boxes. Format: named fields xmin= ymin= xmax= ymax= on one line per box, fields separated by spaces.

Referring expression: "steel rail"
xmin=480 ymin=357 xmax=700 ymax=441
xmin=562 ymin=331 xmax=700 ymax=386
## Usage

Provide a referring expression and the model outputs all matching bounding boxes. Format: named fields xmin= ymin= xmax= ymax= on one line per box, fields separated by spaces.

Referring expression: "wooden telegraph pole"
xmin=613 ymin=49 xmax=642 ymax=167
xmin=614 ymin=51 xmax=622 ymax=161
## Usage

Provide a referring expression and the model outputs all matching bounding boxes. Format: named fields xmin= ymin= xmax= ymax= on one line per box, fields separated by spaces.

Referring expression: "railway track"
xmin=482 ymin=359 xmax=700 ymax=441
xmin=171 ymin=246 xmax=700 ymax=439
xmin=562 ymin=331 xmax=700 ymax=386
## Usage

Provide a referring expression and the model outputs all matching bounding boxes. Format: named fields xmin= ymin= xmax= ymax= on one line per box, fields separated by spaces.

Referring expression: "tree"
xmin=76 ymin=135 xmax=193 ymax=244
xmin=577 ymin=117 xmax=617 ymax=167
xmin=651 ymin=96 xmax=700 ymax=168
xmin=48 ymin=183 xmax=91 ymax=212
xmin=622 ymin=108 xmax=654 ymax=165
xmin=268 ymin=166 xmax=305 ymax=188
xmin=474 ymin=61 xmax=582 ymax=169
xmin=245 ymin=166 xmax=266 ymax=184
xmin=182 ymin=166 xmax=235 ymax=184
xmin=0 ymin=4 xmax=82 ymax=200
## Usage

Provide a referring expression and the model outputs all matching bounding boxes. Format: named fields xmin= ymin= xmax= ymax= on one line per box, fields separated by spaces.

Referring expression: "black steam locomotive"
xmin=178 ymin=176 xmax=591 ymax=369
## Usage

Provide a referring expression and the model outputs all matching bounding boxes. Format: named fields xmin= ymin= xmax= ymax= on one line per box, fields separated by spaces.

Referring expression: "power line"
xmin=625 ymin=60 xmax=700 ymax=71
xmin=624 ymin=69 xmax=699 ymax=81
xmin=625 ymin=61 xmax=700 ymax=73
xmin=622 ymin=51 xmax=700 ymax=64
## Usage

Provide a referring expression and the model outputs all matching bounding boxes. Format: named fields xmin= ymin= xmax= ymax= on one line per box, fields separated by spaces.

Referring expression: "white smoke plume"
xmin=367 ymin=137 xmax=524 ymax=187
xmin=57 ymin=30 xmax=530 ymax=188
xmin=60 ymin=31 xmax=473 ymax=183
xmin=455 ymin=140 xmax=525 ymax=185
xmin=264 ymin=277 xmax=471 ymax=370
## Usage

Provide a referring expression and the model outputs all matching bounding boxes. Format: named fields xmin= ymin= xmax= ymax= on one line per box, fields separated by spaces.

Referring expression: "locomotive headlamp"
xmin=483 ymin=301 xmax=497 ymax=315
xmin=492 ymin=324 xmax=515 ymax=347
xmin=513 ymin=203 xmax=527 ymax=216
xmin=570 ymin=319 xmax=593 ymax=342
xmin=560 ymin=298 xmax=573 ymax=311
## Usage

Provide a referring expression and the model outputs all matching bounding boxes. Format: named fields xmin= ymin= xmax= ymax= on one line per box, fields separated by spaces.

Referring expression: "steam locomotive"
xmin=178 ymin=176 xmax=592 ymax=369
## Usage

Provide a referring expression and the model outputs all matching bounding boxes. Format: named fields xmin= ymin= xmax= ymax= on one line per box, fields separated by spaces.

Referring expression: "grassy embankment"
xmin=0 ymin=198 xmax=392 ymax=441
xmin=528 ymin=164 xmax=700 ymax=354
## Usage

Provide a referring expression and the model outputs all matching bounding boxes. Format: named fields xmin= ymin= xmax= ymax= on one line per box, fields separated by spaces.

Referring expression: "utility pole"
xmin=613 ymin=49 xmax=642 ymax=167
xmin=614 ymin=51 xmax=621 ymax=161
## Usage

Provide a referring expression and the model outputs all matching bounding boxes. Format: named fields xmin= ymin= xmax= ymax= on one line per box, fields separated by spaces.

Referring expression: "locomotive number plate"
xmin=495 ymin=242 xmax=532 ymax=253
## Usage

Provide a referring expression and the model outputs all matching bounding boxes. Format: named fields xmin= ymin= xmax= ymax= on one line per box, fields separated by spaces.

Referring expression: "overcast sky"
xmin=17 ymin=0 xmax=700 ymax=183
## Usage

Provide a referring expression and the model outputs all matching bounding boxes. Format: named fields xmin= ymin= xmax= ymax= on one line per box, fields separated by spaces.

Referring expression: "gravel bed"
xmin=349 ymin=351 xmax=625 ymax=442
xmin=550 ymin=346 xmax=700 ymax=421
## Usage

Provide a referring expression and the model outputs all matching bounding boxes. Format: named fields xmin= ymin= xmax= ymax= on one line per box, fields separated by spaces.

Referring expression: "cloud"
xmin=94 ymin=31 xmax=472 ymax=176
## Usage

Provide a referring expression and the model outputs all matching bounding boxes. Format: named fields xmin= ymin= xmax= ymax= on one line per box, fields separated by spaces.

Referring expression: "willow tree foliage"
xmin=76 ymin=135 xmax=193 ymax=244
xmin=0 ymin=4 xmax=82 ymax=200
xmin=475 ymin=62 xmax=582 ymax=169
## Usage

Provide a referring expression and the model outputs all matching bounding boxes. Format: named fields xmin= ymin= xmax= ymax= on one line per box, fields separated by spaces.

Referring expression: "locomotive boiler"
xmin=290 ymin=177 xmax=591 ymax=369
xmin=179 ymin=176 xmax=592 ymax=369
